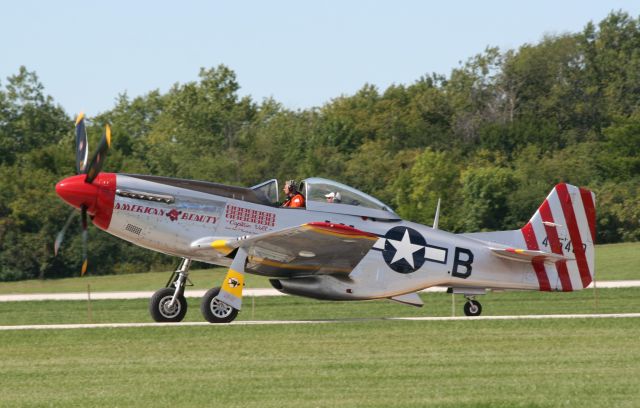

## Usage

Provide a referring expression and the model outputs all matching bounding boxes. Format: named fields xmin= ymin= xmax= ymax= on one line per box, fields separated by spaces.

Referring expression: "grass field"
xmin=0 ymin=267 xmax=268 ymax=294
xmin=595 ymin=241 xmax=640 ymax=280
xmin=0 ymin=318 xmax=638 ymax=407
xmin=0 ymin=242 xmax=638 ymax=295
xmin=0 ymin=243 xmax=637 ymax=406
xmin=1 ymin=286 xmax=639 ymax=407
xmin=1 ymin=287 xmax=638 ymax=326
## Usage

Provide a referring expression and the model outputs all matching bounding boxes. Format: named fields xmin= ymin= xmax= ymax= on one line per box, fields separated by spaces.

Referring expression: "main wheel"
xmin=149 ymin=288 xmax=188 ymax=322
xmin=463 ymin=300 xmax=482 ymax=316
xmin=200 ymin=287 xmax=239 ymax=323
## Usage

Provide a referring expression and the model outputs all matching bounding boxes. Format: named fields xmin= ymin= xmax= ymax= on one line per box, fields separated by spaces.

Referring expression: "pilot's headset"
xmin=285 ymin=180 xmax=297 ymax=194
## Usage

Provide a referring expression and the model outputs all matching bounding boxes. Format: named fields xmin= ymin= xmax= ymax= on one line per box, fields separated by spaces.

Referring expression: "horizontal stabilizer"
xmin=490 ymin=247 xmax=574 ymax=264
xmin=389 ymin=292 xmax=424 ymax=307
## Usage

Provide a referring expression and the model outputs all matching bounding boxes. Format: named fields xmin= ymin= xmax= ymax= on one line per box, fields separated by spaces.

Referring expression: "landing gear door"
xmin=251 ymin=179 xmax=279 ymax=205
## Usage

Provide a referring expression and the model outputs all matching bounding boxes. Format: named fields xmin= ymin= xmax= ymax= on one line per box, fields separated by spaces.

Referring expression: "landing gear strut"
xmin=149 ymin=258 xmax=191 ymax=322
xmin=200 ymin=247 xmax=248 ymax=324
xmin=448 ymin=288 xmax=486 ymax=317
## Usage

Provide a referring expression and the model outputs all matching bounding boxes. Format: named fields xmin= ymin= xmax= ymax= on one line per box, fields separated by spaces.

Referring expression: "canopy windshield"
xmin=302 ymin=178 xmax=400 ymax=219
xmin=251 ymin=179 xmax=279 ymax=205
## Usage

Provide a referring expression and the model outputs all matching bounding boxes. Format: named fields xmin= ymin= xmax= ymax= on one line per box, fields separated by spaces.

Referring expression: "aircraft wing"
xmin=205 ymin=222 xmax=378 ymax=277
xmin=489 ymin=247 xmax=574 ymax=264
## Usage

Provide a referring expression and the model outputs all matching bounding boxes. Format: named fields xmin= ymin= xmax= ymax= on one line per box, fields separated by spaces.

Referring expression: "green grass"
xmin=595 ymin=241 xmax=640 ymax=280
xmin=1 ymin=289 xmax=638 ymax=407
xmin=0 ymin=267 xmax=273 ymax=294
xmin=0 ymin=318 xmax=638 ymax=407
xmin=1 ymin=288 xmax=638 ymax=326
xmin=0 ymin=241 xmax=637 ymax=295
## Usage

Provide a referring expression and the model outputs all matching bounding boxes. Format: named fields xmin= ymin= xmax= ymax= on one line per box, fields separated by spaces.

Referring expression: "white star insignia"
xmin=387 ymin=229 xmax=423 ymax=268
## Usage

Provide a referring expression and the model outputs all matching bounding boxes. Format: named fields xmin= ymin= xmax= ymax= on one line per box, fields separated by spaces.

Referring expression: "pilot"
xmin=282 ymin=180 xmax=305 ymax=208
xmin=325 ymin=191 xmax=341 ymax=203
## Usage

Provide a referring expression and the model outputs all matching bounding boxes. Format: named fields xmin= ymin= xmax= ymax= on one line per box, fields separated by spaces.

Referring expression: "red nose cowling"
xmin=55 ymin=173 xmax=116 ymax=230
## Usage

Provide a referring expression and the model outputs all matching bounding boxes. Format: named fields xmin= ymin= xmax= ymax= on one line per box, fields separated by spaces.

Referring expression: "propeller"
xmin=54 ymin=113 xmax=112 ymax=276
xmin=85 ymin=124 xmax=111 ymax=183
xmin=75 ymin=112 xmax=89 ymax=173
xmin=81 ymin=205 xmax=88 ymax=276
xmin=54 ymin=209 xmax=77 ymax=256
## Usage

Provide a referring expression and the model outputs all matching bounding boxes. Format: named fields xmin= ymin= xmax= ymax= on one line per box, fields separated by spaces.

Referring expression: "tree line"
xmin=1 ymin=11 xmax=638 ymax=281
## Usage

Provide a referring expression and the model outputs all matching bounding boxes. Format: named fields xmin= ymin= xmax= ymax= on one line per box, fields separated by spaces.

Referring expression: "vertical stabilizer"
xmin=520 ymin=183 xmax=596 ymax=291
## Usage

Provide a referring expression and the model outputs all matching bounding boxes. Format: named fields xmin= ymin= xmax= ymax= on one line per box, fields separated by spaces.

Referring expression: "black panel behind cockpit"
xmin=125 ymin=174 xmax=274 ymax=205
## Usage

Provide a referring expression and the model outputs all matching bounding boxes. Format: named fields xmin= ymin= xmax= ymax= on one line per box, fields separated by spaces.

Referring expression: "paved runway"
xmin=1 ymin=312 xmax=639 ymax=331
xmin=1 ymin=280 xmax=638 ymax=302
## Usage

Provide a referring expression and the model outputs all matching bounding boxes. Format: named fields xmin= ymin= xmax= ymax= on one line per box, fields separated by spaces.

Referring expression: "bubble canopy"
xmin=301 ymin=177 xmax=400 ymax=220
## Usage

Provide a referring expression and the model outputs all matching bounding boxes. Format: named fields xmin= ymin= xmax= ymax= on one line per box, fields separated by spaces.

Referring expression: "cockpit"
xmin=126 ymin=175 xmax=397 ymax=220
xmin=251 ymin=177 xmax=400 ymax=220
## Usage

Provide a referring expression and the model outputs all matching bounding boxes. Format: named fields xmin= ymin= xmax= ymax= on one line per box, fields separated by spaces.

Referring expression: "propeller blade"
xmin=75 ymin=113 xmax=89 ymax=174
xmin=84 ymin=124 xmax=111 ymax=184
xmin=81 ymin=205 xmax=88 ymax=276
xmin=54 ymin=209 xmax=78 ymax=256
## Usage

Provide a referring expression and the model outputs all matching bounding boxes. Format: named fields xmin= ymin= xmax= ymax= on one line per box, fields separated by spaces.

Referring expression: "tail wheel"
xmin=200 ymin=287 xmax=239 ymax=323
xmin=149 ymin=288 xmax=188 ymax=322
xmin=463 ymin=300 xmax=482 ymax=316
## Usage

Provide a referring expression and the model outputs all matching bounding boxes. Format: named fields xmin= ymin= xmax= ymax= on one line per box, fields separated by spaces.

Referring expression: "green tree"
xmin=394 ymin=148 xmax=462 ymax=229
xmin=0 ymin=66 xmax=69 ymax=165
xmin=460 ymin=165 xmax=517 ymax=231
xmin=596 ymin=179 xmax=640 ymax=243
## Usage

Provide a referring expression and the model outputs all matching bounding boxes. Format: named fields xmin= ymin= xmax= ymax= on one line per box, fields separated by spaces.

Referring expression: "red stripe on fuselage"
xmin=520 ymin=222 xmax=551 ymax=291
xmin=556 ymin=184 xmax=592 ymax=288
xmin=539 ymin=200 xmax=572 ymax=291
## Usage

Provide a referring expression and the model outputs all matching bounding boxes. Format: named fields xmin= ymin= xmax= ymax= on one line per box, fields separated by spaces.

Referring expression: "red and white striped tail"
xmin=520 ymin=183 xmax=596 ymax=292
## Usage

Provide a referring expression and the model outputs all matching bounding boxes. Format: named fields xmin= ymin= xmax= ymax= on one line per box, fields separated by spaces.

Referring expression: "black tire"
xmin=200 ymin=287 xmax=239 ymax=323
xmin=463 ymin=300 xmax=482 ymax=317
xmin=149 ymin=288 xmax=188 ymax=322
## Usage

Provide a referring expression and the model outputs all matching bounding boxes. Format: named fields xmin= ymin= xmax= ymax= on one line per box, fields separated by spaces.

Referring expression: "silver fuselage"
xmin=100 ymin=174 xmax=546 ymax=301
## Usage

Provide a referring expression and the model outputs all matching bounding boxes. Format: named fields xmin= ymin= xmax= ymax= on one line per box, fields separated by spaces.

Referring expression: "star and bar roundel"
xmin=373 ymin=226 xmax=448 ymax=274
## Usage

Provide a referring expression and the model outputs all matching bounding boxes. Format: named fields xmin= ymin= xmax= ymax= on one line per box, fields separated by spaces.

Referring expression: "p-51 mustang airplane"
xmin=54 ymin=115 xmax=596 ymax=323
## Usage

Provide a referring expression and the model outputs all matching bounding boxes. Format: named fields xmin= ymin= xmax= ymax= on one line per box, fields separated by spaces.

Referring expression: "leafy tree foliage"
xmin=1 ymin=12 xmax=639 ymax=281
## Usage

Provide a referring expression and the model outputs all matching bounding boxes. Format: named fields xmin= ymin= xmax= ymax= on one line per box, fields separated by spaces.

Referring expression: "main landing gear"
xmin=200 ymin=247 xmax=247 ymax=323
xmin=149 ymin=252 xmax=246 ymax=324
xmin=200 ymin=286 xmax=239 ymax=323
xmin=149 ymin=258 xmax=191 ymax=322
